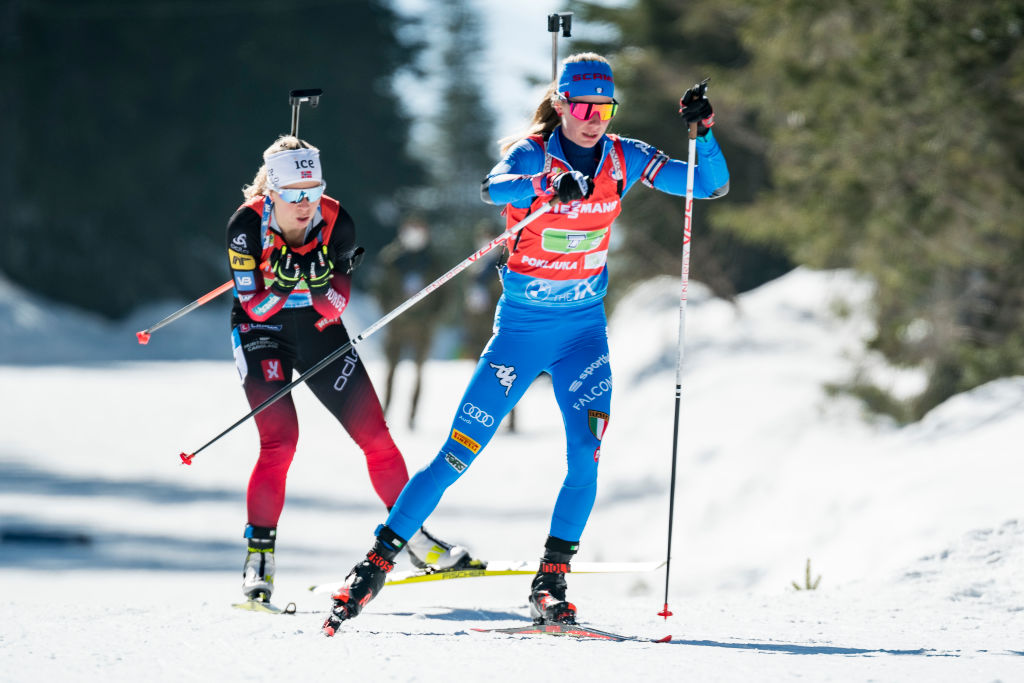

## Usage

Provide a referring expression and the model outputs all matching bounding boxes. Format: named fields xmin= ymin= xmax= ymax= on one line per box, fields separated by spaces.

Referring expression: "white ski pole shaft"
xmin=180 ymin=199 xmax=556 ymax=465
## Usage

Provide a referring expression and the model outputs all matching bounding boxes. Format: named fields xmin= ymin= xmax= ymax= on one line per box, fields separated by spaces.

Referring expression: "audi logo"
xmin=461 ymin=403 xmax=495 ymax=427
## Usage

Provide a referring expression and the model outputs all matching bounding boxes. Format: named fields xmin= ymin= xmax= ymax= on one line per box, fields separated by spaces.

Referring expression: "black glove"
xmin=550 ymin=170 xmax=593 ymax=203
xmin=679 ymin=79 xmax=714 ymax=137
xmin=270 ymin=246 xmax=302 ymax=292
xmin=338 ymin=246 xmax=364 ymax=275
xmin=304 ymin=244 xmax=334 ymax=292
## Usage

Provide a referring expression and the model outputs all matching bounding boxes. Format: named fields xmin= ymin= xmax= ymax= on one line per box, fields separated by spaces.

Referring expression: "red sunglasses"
xmin=562 ymin=97 xmax=619 ymax=122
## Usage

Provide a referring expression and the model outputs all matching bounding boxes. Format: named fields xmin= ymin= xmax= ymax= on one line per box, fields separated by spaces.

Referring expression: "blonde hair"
xmin=242 ymin=135 xmax=320 ymax=199
xmin=498 ymin=52 xmax=612 ymax=155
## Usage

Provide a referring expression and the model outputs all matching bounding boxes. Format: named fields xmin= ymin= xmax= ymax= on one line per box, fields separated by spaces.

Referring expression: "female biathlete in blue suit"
xmin=322 ymin=52 xmax=729 ymax=634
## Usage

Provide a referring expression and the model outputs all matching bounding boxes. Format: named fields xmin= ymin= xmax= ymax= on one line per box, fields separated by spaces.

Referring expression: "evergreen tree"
xmin=571 ymin=0 xmax=792 ymax=302
xmin=721 ymin=0 xmax=1024 ymax=419
xmin=420 ymin=0 xmax=499 ymax=253
xmin=2 ymin=0 xmax=421 ymax=318
xmin=576 ymin=0 xmax=1024 ymax=419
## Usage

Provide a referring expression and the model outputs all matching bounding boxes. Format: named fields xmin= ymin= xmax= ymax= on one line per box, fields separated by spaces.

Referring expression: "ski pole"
xmin=136 ymin=259 xmax=272 ymax=344
xmin=137 ymin=89 xmax=323 ymax=344
xmin=658 ymin=116 xmax=701 ymax=620
xmin=547 ymin=11 xmax=573 ymax=80
xmin=179 ymin=198 xmax=557 ymax=465
xmin=136 ymin=280 xmax=235 ymax=344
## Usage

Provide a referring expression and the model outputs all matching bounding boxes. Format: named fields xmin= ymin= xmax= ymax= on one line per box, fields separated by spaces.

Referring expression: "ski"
xmin=231 ymin=598 xmax=296 ymax=615
xmin=472 ymin=622 xmax=672 ymax=643
xmin=309 ymin=560 xmax=664 ymax=594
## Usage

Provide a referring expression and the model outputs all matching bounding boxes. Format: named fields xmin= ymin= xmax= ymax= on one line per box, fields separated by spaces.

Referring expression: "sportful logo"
xmin=489 ymin=363 xmax=517 ymax=397
xmin=461 ymin=403 xmax=495 ymax=427
xmin=569 ymin=354 xmax=610 ymax=392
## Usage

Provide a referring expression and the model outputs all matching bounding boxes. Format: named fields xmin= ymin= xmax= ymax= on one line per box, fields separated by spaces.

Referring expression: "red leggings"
xmin=233 ymin=309 xmax=409 ymax=527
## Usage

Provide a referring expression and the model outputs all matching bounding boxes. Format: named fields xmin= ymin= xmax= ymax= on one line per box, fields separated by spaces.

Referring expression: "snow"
xmin=2 ymin=267 xmax=1024 ymax=681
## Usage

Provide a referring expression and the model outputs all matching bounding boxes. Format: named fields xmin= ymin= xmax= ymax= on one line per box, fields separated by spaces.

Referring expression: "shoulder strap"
xmin=606 ymin=135 xmax=625 ymax=197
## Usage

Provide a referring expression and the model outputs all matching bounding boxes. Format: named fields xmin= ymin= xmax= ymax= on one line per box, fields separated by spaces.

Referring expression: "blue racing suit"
xmin=384 ymin=126 xmax=729 ymax=544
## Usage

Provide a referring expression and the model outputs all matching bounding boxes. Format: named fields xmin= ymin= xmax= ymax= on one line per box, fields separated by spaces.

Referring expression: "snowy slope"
xmin=1 ymin=268 xmax=1023 ymax=682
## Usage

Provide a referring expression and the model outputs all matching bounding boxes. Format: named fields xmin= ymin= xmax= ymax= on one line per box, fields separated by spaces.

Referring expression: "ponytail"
xmin=496 ymin=52 xmax=612 ymax=155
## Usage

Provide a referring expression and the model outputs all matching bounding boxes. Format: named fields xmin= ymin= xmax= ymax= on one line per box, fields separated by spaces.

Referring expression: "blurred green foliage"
xmin=5 ymin=0 xmax=1023 ymax=417
xmin=2 ymin=0 xmax=420 ymax=318
xmin=575 ymin=0 xmax=1024 ymax=419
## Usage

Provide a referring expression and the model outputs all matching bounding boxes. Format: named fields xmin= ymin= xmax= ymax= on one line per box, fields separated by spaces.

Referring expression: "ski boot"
xmin=528 ymin=536 xmax=579 ymax=624
xmin=241 ymin=524 xmax=276 ymax=602
xmin=322 ymin=526 xmax=405 ymax=636
xmin=406 ymin=526 xmax=483 ymax=570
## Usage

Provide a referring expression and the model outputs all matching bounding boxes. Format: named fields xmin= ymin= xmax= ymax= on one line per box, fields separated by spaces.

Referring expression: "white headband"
xmin=265 ymin=148 xmax=322 ymax=190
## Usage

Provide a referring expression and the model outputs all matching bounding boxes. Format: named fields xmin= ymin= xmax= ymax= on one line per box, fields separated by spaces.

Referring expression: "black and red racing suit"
xmin=226 ymin=194 xmax=408 ymax=528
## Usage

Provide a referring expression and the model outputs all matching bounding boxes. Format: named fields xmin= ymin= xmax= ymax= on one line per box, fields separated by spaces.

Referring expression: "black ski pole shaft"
xmin=180 ymin=199 xmax=557 ymax=465
xmin=659 ymin=119 xmax=700 ymax=619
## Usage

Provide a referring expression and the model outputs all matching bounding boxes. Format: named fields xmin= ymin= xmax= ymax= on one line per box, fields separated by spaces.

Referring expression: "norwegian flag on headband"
xmin=301 ymin=170 xmax=313 ymax=179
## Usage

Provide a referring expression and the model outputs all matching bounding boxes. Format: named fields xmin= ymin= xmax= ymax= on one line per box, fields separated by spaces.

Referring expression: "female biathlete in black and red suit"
xmin=226 ymin=136 xmax=479 ymax=604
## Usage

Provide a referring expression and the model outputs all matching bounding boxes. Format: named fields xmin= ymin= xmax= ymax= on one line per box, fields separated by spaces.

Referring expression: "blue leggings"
xmin=386 ymin=299 xmax=613 ymax=543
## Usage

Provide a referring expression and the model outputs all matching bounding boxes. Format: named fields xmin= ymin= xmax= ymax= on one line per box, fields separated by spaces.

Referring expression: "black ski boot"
xmin=528 ymin=536 xmax=579 ymax=624
xmin=322 ymin=526 xmax=406 ymax=636
xmin=241 ymin=525 xmax=276 ymax=602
